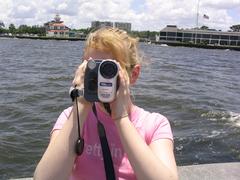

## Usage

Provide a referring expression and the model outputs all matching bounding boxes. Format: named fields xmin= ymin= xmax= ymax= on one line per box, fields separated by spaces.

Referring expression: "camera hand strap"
xmin=69 ymin=87 xmax=85 ymax=155
xmin=92 ymin=103 xmax=116 ymax=180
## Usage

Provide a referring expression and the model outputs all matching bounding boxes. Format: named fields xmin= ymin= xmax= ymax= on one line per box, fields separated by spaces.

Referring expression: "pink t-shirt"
xmin=52 ymin=104 xmax=173 ymax=180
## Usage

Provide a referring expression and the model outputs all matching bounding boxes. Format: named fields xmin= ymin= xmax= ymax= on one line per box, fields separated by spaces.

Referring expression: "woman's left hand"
xmin=110 ymin=65 xmax=131 ymax=120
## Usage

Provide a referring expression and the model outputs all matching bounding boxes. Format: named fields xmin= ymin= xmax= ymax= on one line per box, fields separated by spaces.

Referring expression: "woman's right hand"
xmin=72 ymin=60 xmax=92 ymax=108
xmin=34 ymin=60 xmax=92 ymax=180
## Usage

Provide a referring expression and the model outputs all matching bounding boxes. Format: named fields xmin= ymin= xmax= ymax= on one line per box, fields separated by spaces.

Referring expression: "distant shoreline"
xmin=18 ymin=35 xmax=86 ymax=41
xmin=1 ymin=35 xmax=240 ymax=51
xmin=0 ymin=35 xmax=86 ymax=41
xmin=153 ymin=41 xmax=240 ymax=51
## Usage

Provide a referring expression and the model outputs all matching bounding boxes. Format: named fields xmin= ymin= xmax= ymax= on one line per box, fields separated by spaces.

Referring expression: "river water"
xmin=0 ymin=38 xmax=239 ymax=179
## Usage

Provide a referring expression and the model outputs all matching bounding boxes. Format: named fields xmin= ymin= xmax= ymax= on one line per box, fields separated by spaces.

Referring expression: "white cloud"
xmin=0 ymin=0 xmax=239 ymax=31
xmin=10 ymin=4 xmax=37 ymax=19
xmin=202 ymin=0 xmax=240 ymax=9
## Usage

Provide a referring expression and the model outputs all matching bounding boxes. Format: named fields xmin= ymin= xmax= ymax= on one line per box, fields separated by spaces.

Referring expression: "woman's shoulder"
xmin=134 ymin=106 xmax=168 ymax=124
xmin=134 ymin=106 xmax=173 ymax=143
xmin=61 ymin=106 xmax=73 ymax=117
xmin=51 ymin=106 xmax=73 ymax=133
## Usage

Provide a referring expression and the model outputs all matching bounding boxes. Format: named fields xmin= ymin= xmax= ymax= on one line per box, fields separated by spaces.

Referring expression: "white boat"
xmin=160 ymin=44 xmax=168 ymax=47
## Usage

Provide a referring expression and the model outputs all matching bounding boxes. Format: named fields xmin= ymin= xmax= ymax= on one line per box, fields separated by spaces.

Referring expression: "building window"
xmin=167 ymin=37 xmax=175 ymax=41
xmin=230 ymin=36 xmax=238 ymax=40
xmin=177 ymin=32 xmax=183 ymax=37
xmin=160 ymin=32 xmax=166 ymax=36
xmin=212 ymin=35 xmax=219 ymax=39
xmin=220 ymin=40 xmax=228 ymax=45
xmin=183 ymin=38 xmax=191 ymax=42
xmin=176 ymin=37 xmax=182 ymax=42
xmin=167 ymin=32 xmax=176 ymax=37
xmin=197 ymin=34 xmax=201 ymax=38
xmin=202 ymin=34 xmax=210 ymax=39
xmin=184 ymin=33 xmax=192 ymax=38
xmin=220 ymin=35 xmax=229 ymax=40
xmin=211 ymin=40 xmax=218 ymax=45
xmin=54 ymin=32 xmax=58 ymax=35
xmin=230 ymin=41 xmax=237 ymax=46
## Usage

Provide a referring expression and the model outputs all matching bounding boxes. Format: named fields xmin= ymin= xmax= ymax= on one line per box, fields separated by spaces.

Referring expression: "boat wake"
xmin=201 ymin=111 xmax=240 ymax=127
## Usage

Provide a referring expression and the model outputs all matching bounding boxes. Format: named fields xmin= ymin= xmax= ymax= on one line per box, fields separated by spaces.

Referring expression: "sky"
xmin=0 ymin=0 xmax=239 ymax=31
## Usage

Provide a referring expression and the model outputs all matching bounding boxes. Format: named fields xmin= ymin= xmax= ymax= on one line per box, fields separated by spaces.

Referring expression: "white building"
xmin=91 ymin=21 xmax=113 ymax=29
xmin=160 ymin=25 xmax=240 ymax=46
xmin=114 ymin=22 xmax=131 ymax=32
xmin=44 ymin=14 xmax=70 ymax=38
xmin=91 ymin=21 xmax=132 ymax=32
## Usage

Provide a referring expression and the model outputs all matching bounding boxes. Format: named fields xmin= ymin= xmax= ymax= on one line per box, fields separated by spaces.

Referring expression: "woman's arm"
xmin=34 ymin=103 xmax=90 ymax=180
xmin=111 ymin=66 xmax=178 ymax=180
xmin=34 ymin=60 xmax=90 ymax=180
xmin=115 ymin=117 xmax=178 ymax=180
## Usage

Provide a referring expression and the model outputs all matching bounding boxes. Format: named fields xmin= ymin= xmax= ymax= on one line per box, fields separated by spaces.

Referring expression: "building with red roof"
xmin=44 ymin=14 xmax=70 ymax=37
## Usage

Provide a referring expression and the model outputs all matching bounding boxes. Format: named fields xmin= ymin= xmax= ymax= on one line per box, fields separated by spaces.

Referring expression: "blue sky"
xmin=131 ymin=0 xmax=146 ymax=13
xmin=0 ymin=0 xmax=239 ymax=31
xmin=228 ymin=9 xmax=239 ymax=21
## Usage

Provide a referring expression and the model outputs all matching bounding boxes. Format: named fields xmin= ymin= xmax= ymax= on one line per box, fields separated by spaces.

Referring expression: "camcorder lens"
xmin=100 ymin=61 xmax=118 ymax=79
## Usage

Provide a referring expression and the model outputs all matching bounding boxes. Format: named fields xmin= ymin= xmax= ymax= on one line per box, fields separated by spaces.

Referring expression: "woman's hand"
xmin=110 ymin=65 xmax=132 ymax=120
xmin=72 ymin=60 xmax=92 ymax=108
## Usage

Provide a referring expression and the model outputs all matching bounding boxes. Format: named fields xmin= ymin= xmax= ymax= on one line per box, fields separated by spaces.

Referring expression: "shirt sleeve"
xmin=149 ymin=113 xmax=173 ymax=143
xmin=50 ymin=106 xmax=73 ymax=135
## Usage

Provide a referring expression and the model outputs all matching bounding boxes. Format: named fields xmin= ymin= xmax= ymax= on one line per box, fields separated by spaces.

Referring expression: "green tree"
xmin=0 ymin=28 xmax=8 ymax=34
xmin=200 ymin=25 xmax=209 ymax=30
xmin=9 ymin=23 xmax=16 ymax=34
xmin=72 ymin=27 xmax=94 ymax=35
xmin=230 ymin=24 xmax=240 ymax=32
xmin=130 ymin=30 xmax=158 ymax=39
xmin=18 ymin=25 xmax=30 ymax=34
xmin=16 ymin=24 xmax=46 ymax=36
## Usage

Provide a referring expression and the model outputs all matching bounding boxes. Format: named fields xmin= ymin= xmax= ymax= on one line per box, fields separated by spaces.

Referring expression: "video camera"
xmin=84 ymin=59 xmax=119 ymax=103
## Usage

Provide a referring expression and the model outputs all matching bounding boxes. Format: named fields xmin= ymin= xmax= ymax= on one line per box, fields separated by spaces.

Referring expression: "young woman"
xmin=34 ymin=28 xmax=178 ymax=180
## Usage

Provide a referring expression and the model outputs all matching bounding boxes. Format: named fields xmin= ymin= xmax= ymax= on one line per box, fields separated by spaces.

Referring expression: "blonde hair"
xmin=83 ymin=27 xmax=141 ymax=74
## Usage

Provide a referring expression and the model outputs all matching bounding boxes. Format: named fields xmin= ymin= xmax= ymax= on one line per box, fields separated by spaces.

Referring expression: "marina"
xmin=1 ymin=0 xmax=240 ymax=179
xmin=0 ymin=38 xmax=239 ymax=179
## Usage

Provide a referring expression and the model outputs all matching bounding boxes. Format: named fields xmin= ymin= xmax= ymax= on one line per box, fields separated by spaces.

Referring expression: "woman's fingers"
xmin=115 ymin=65 xmax=130 ymax=100
xmin=110 ymin=65 xmax=131 ymax=119
xmin=119 ymin=66 xmax=130 ymax=90
xmin=72 ymin=60 xmax=88 ymax=87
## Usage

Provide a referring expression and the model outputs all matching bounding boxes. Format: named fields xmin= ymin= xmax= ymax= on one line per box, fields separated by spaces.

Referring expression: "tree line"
xmin=1 ymin=23 xmax=240 ymax=38
xmin=200 ymin=25 xmax=240 ymax=32
xmin=0 ymin=23 xmax=160 ymax=39
xmin=0 ymin=24 xmax=46 ymax=36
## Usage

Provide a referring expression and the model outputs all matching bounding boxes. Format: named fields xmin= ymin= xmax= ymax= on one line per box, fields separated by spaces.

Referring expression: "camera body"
xmin=84 ymin=59 xmax=119 ymax=102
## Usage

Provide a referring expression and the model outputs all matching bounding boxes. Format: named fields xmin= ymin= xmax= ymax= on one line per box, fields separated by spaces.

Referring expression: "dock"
xmin=9 ymin=162 xmax=240 ymax=180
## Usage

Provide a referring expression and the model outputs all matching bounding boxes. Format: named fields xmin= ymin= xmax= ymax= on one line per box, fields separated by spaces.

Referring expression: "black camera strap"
xmin=92 ymin=103 xmax=116 ymax=180
xmin=103 ymin=103 xmax=112 ymax=115
xmin=70 ymin=87 xmax=115 ymax=180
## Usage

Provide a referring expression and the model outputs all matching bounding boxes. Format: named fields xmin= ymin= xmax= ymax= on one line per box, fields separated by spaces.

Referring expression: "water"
xmin=0 ymin=38 xmax=239 ymax=179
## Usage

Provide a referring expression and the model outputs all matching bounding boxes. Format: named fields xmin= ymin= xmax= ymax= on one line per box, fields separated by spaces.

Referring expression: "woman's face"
xmin=85 ymin=48 xmax=118 ymax=112
xmin=85 ymin=48 xmax=140 ymax=85
xmin=85 ymin=48 xmax=114 ymax=61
